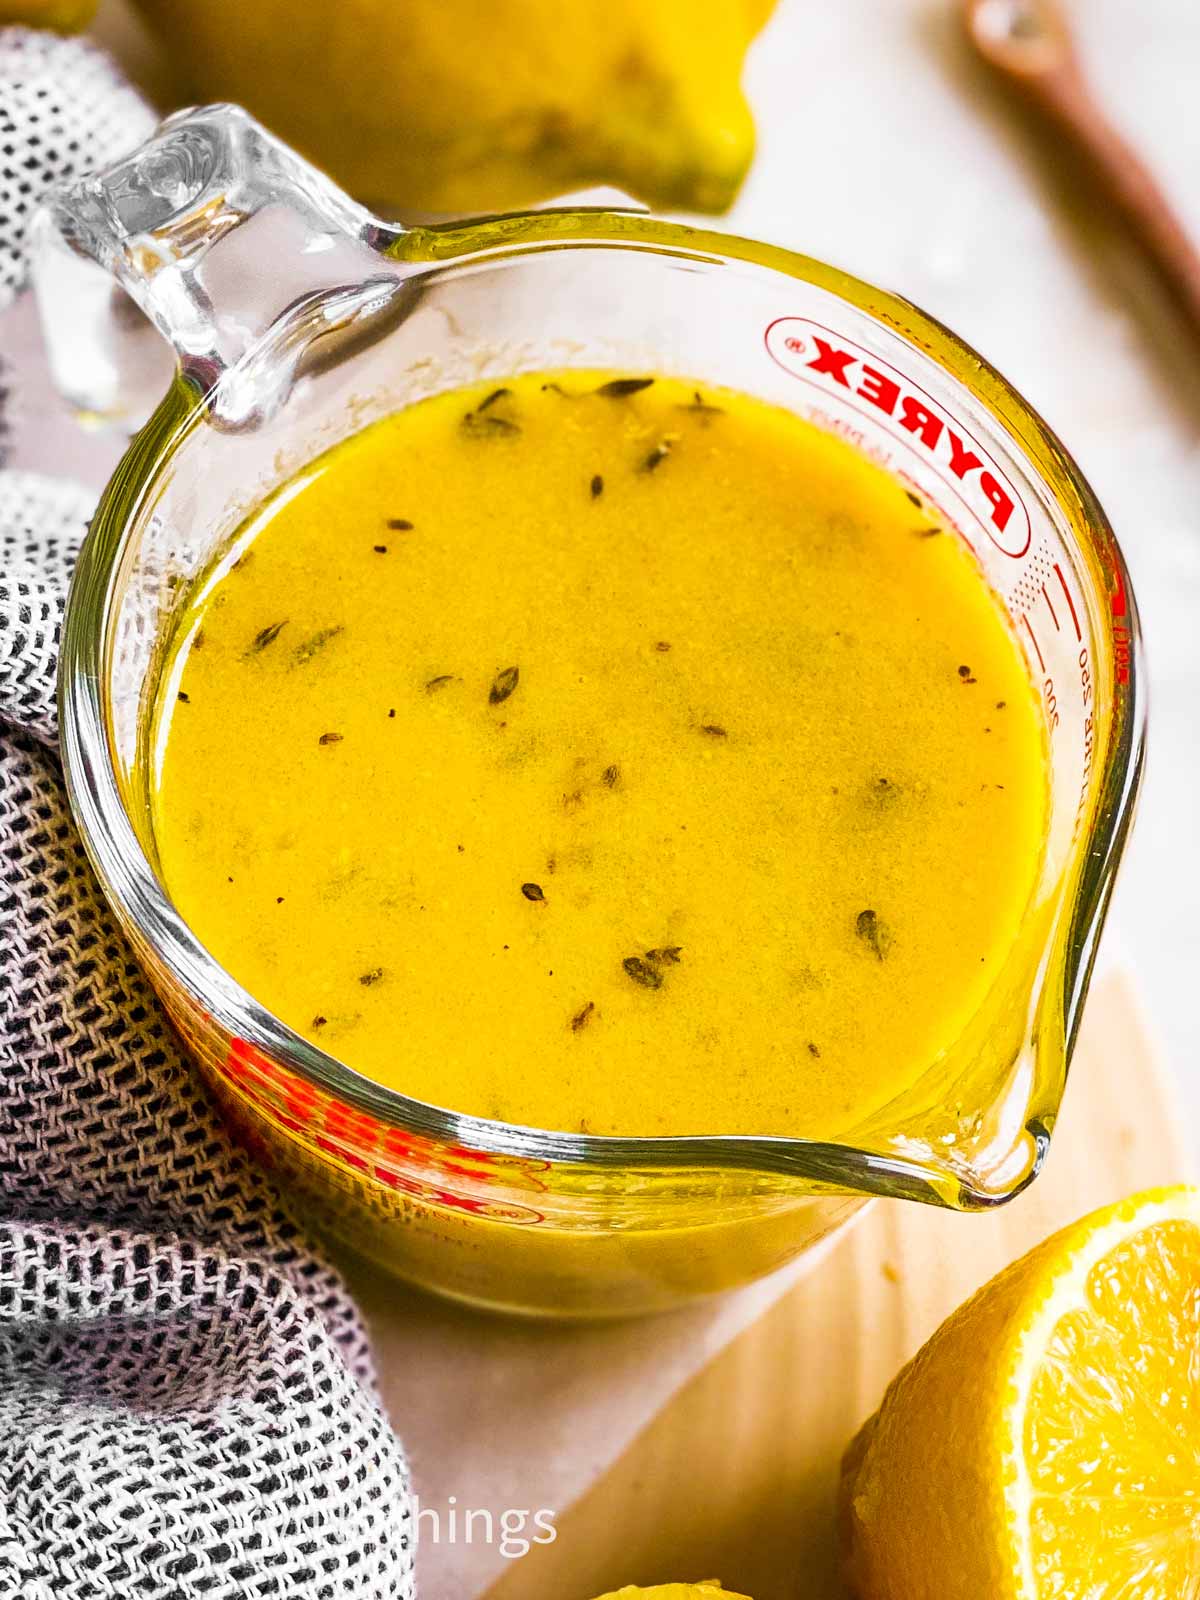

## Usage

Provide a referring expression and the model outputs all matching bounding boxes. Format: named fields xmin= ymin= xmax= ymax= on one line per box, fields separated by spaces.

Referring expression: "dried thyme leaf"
xmin=640 ymin=441 xmax=672 ymax=472
xmin=644 ymin=946 xmax=682 ymax=965
xmin=590 ymin=474 xmax=604 ymax=499
xmin=192 ymin=630 xmax=205 ymax=650
xmin=958 ymin=664 xmax=977 ymax=683
xmin=318 ymin=731 xmax=344 ymax=745
xmin=312 ymin=1014 xmax=328 ymax=1028
xmin=292 ymin=624 xmax=343 ymax=665
xmin=489 ymin=665 xmax=520 ymax=705
xmin=570 ymin=1001 xmax=596 ymax=1032
xmin=177 ymin=691 xmax=190 ymax=704
xmin=387 ymin=518 xmax=414 ymax=531
xmin=700 ymin=723 xmax=728 ymax=738
xmin=425 ymin=674 xmax=459 ymax=693
xmin=905 ymin=489 xmax=923 ymax=508
xmin=623 ymin=955 xmax=663 ymax=989
xmin=915 ymin=526 xmax=942 ymax=538
xmin=855 ymin=908 xmax=892 ymax=961
xmin=461 ymin=411 xmax=520 ymax=437
xmin=679 ymin=390 xmax=724 ymax=417
xmin=461 ymin=386 xmax=519 ymax=436
xmin=358 ymin=967 xmax=385 ymax=986
xmin=807 ymin=1042 xmax=821 ymax=1057
xmin=521 ymin=882 xmax=545 ymax=902
xmin=245 ymin=620 xmax=288 ymax=656
xmin=477 ymin=386 xmax=512 ymax=412
xmin=867 ymin=776 xmax=901 ymax=809
xmin=602 ymin=764 xmax=620 ymax=787
xmin=596 ymin=376 xmax=654 ymax=398
xmin=655 ymin=640 xmax=672 ymax=653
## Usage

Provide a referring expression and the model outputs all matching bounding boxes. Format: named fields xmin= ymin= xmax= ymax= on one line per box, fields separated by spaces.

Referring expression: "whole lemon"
xmin=0 ymin=0 xmax=95 ymax=25
xmin=129 ymin=0 xmax=775 ymax=213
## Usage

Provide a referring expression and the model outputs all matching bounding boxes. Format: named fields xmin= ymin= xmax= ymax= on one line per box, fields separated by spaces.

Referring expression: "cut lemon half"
xmin=589 ymin=1588 xmax=750 ymax=1600
xmin=841 ymin=1185 xmax=1200 ymax=1597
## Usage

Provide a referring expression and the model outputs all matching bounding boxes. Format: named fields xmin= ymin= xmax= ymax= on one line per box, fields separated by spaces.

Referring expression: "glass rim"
xmin=57 ymin=209 xmax=1147 ymax=1205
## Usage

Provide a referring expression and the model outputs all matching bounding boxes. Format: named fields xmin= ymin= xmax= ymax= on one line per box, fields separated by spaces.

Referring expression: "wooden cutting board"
xmin=484 ymin=970 xmax=1194 ymax=1600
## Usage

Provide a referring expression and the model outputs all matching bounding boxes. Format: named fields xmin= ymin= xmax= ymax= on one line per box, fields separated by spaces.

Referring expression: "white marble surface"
xmin=722 ymin=0 xmax=1199 ymax=1142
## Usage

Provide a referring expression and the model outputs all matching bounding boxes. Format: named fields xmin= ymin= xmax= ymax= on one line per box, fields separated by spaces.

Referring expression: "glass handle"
xmin=29 ymin=103 xmax=408 ymax=429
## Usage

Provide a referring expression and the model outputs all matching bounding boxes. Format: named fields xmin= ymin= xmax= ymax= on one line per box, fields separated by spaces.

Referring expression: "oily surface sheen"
xmin=153 ymin=373 xmax=1047 ymax=1137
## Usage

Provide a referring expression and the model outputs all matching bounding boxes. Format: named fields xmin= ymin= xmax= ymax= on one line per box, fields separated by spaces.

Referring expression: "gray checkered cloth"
xmin=0 ymin=29 xmax=415 ymax=1597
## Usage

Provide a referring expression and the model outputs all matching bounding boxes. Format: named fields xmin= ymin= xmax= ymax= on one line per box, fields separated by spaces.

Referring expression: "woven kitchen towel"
xmin=0 ymin=29 xmax=415 ymax=1598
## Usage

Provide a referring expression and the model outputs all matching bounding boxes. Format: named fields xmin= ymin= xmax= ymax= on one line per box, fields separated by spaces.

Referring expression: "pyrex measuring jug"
xmin=38 ymin=105 xmax=1143 ymax=1316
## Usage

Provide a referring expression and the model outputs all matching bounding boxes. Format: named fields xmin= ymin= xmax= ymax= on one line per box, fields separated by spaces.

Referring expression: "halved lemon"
xmin=589 ymin=1587 xmax=749 ymax=1599
xmin=841 ymin=1185 xmax=1200 ymax=1596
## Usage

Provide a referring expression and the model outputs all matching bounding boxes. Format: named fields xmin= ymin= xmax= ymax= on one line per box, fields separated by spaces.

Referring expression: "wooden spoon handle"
xmin=965 ymin=0 xmax=1200 ymax=330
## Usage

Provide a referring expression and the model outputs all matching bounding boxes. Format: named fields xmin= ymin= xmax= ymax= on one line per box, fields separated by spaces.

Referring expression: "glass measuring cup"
xmin=38 ymin=105 xmax=1143 ymax=1317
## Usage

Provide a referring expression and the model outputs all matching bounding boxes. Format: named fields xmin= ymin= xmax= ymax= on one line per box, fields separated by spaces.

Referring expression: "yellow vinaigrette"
xmin=152 ymin=373 xmax=1047 ymax=1137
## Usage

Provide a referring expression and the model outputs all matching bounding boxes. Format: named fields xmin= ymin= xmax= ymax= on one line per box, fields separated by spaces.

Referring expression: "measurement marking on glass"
xmin=1053 ymin=562 xmax=1082 ymax=642
xmin=1040 ymin=581 xmax=1060 ymax=631
xmin=1021 ymin=613 xmax=1046 ymax=672
xmin=1110 ymin=559 xmax=1128 ymax=618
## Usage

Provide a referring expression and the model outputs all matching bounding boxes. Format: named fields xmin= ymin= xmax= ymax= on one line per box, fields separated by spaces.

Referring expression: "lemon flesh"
xmin=841 ymin=1186 xmax=1200 ymax=1598
xmin=590 ymin=1588 xmax=750 ymax=1600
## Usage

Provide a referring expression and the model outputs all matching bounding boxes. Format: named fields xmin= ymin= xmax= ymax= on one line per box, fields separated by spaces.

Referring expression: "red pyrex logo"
xmin=765 ymin=318 xmax=1031 ymax=559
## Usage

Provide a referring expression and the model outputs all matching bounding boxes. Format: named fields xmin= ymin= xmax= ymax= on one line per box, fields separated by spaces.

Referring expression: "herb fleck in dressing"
xmin=152 ymin=371 xmax=1048 ymax=1138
